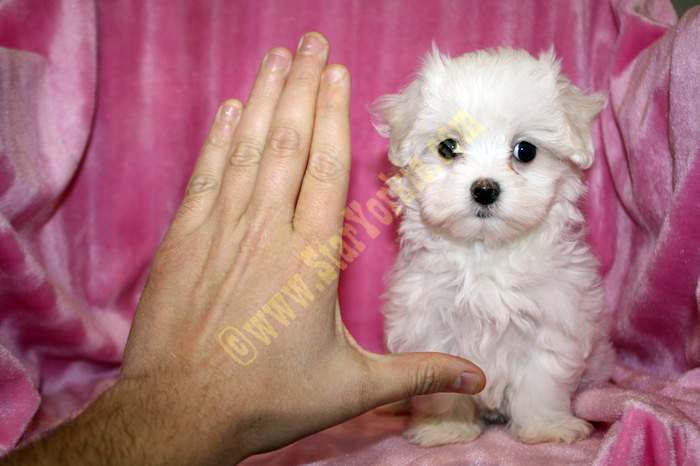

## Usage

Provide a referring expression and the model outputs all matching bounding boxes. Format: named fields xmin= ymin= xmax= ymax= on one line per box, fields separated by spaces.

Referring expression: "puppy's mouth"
xmin=476 ymin=207 xmax=494 ymax=219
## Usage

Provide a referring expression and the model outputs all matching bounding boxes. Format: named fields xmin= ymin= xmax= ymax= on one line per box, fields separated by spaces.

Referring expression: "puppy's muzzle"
xmin=471 ymin=178 xmax=500 ymax=206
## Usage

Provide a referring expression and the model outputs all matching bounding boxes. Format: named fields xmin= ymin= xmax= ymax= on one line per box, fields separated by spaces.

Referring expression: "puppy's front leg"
xmin=507 ymin=348 xmax=591 ymax=444
xmin=405 ymin=393 xmax=483 ymax=447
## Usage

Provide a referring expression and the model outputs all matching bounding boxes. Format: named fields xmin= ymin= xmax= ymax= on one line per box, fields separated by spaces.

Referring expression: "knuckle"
xmin=318 ymin=96 xmax=343 ymax=112
xmin=151 ymin=230 xmax=206 ymax=277
xmin=154 ymin=232 xmax=188 ymax=264
xmin=250 ymin=202 xmax=285 ymax=227
xmin=291 ymin=64 xmax=319 ymax=88
xmin=187 ymin=173 xmax=219 ymax=195
xmin=230 ymin=139 xmax=263 ymax=167
xmin=307 ymin=144 xmax=346 ymax=182
xmin=415 ymin=360 xmax=441 ymax=396
xmin=175 ymin=196 xmax=205 ymax=223
xmin=236 ymin=225 xmax=265 ymax=263
xmin=268 ymin=125 xmax=302 ymax=156
xmin=208 ymin=121 xmax=234 ymax=148
xmin=243 ymin=198 xmax=286 ymax=230
xmin=232 ymin=210 xmax=275 ymax=264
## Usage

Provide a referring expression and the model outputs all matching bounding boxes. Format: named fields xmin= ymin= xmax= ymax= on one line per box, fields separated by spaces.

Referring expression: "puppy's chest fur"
xmin=384 ymin=225 xmax=602 ymax=411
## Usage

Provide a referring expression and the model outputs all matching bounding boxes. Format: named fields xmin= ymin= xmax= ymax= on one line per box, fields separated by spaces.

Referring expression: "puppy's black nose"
xmin=471 ymin=178 xmax=500 ymax=205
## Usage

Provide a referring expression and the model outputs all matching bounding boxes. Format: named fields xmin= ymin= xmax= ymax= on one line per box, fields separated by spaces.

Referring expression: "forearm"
xmin=0 ymin=378 xmax=248 ymax=466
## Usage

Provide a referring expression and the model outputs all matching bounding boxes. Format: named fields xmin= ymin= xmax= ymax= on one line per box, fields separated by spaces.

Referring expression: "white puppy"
xmin=375 ymin=47 xmax=615 ymax=446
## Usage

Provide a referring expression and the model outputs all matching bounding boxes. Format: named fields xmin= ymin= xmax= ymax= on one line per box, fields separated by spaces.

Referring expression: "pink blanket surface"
xmin=1 ymin=0 xmax=698 ymax=464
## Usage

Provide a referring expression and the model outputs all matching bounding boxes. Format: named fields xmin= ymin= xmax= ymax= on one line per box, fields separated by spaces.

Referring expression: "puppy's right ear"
xmin=371 ymin=79 xmax=423 ymax=167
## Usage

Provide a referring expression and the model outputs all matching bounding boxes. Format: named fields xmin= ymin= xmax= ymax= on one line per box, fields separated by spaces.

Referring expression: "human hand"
xmin=1 ymin=32 xmax=486 ymax=466
xmin=119 ymin=31 xmax=486 ymax=463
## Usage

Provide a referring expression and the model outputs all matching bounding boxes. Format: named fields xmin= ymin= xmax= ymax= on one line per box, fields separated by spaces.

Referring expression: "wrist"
xmin=1 ymin=374 xmax=252 ymax=465
xmin=108 ymin=373 xmax=252 ymax=464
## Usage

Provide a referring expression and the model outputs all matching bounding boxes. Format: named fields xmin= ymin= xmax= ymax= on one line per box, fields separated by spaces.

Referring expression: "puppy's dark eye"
xmin=437 ymin=138 xmax=460 ymax=160
xmin=513 ymin=141 xmax=537 ymax=163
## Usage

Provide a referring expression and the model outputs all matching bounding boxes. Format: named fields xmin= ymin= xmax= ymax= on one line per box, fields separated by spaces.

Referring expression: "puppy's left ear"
xmin=558 ymin=83 xmax=606 ymax=169
xmin=539 ymin=48 xmax=606 ymax=169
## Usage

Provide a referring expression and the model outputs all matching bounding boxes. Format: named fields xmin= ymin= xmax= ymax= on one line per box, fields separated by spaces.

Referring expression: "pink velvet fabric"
xmin=0 ymin=0 xmax=698 ymax=463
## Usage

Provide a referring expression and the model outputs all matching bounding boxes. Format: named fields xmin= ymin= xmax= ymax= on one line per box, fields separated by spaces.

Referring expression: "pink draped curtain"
xmin=1 ymin=0 xmax=698 ymax=463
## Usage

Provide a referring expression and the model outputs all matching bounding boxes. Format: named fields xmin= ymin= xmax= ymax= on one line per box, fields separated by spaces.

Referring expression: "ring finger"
xmin=216 ymin=47 xmax=292 ymax=222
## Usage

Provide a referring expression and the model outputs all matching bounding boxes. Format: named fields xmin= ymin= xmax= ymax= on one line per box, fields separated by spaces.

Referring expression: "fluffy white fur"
xmin=375 ymin=46 xmax=615 ymax=446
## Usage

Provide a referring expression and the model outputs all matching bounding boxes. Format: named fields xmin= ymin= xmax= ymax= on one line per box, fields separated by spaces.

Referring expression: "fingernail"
xmin=220 ymin=105 xmax=239 ymax=122
xmin=266 ymin=52 xmax=289 ymax=72
xmin=298 ymin=33 xmax=324 ymax=55
xmin=452 ymin=372 xmax=483 ymax=394
xmin=324 ymin=67 xmax=345 ymax=83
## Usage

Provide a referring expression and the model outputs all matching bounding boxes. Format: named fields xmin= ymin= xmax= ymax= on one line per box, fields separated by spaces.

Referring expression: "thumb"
xmin=361 ymin=352 xmax=486 ymax=409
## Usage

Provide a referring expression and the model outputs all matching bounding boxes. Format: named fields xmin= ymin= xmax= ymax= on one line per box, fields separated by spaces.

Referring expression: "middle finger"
xmin=249 ymin=32 xmax=329 ymax=224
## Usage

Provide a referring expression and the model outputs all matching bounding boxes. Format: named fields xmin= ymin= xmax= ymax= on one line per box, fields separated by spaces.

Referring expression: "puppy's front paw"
xmin=513 ymin=416 xmax=592 ymax=444
xmin=405 ymin=418 xmax=483 ymax=447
